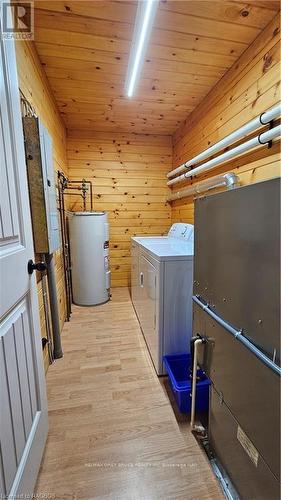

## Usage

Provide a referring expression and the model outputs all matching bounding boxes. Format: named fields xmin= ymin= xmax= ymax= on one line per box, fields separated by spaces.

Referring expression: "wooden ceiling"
xmin=34 ymin=0 xmax=280 ymax=134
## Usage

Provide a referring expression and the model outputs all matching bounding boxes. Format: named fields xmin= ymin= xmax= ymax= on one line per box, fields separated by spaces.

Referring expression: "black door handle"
xmin=28 ymin=259 xmax=47 ymax=275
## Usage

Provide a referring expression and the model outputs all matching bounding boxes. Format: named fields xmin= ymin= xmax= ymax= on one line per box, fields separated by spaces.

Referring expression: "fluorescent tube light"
xmin=125 ymin=0 xmax=159 ymax=98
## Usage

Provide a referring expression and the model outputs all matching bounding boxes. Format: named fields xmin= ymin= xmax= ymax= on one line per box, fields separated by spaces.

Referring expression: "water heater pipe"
xmin=190 ymin=338 xmax=204 ymax=431
xmin=167 ymin=104 xmax=281 ymax=179
xmin=167 ymin=124 xmax=281 ymax=186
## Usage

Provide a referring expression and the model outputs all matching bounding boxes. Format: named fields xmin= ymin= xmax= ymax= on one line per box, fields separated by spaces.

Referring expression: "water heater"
xmin=69 ymin=212 xmax=111 ymax=306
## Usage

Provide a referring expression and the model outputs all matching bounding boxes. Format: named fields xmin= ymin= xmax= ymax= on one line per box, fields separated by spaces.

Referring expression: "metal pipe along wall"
xmin=46 ymin=253 xmax=63 ymax=359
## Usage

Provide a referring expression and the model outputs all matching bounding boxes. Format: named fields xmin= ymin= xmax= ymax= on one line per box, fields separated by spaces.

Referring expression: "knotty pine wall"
xmin=15 ymin=41 xmax=68 ymax=371
xmin=67 ymin=130 xmax=172 ymax=287
xmin=171 ymin=13 xmax=281 ymax=224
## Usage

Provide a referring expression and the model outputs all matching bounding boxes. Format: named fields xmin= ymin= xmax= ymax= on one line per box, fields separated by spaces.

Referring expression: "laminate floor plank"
xmin=35 ymin=287 xmax=223 ymax=500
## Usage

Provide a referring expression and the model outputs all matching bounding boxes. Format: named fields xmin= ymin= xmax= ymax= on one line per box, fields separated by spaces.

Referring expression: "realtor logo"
xmin=1 ymin=2 xmax=34 ymax=40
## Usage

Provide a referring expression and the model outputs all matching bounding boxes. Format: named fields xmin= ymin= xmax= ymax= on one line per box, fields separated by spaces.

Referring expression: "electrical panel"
xmin=23 ymin=116 xmax=60 ymax=254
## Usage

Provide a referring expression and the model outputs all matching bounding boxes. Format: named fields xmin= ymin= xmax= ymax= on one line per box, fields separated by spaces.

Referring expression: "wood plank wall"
xmin=15 ymin=41 xmax=68 ymax=371
xmin=14 ymin=11 xmax=280 ymax=351
xmin=171 ymin=13 xmax=281 ymax=224
xmin=67 ymin=130 xmax=172 ymax=287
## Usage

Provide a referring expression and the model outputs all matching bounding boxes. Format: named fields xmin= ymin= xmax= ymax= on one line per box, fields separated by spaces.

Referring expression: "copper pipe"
xmin=57 ymin=171 xmax=72 ymax=321
xmin=67 ymin=179 xmax=93 ymax=210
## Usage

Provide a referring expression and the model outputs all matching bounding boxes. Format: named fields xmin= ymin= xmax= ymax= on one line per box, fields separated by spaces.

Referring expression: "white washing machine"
xmin=131 ymin=223 xmax=194 ymax=375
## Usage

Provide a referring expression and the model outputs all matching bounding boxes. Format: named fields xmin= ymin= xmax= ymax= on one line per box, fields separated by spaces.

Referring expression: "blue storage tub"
xmin=163 ymin=353 xmax=210 ymax=414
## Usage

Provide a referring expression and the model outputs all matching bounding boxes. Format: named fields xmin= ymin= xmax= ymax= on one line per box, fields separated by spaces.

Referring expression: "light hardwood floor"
xmin=35 ymin=287 xmax=223 ymax=500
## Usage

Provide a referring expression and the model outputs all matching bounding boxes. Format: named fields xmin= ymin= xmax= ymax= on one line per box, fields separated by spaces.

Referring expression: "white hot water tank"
xmin=69 ymin=211 xmax=111 ymax=305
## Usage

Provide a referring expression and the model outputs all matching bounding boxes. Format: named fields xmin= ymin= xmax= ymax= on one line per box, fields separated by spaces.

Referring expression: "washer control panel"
xmin=168 ymin=223 xmax=194 ymax=241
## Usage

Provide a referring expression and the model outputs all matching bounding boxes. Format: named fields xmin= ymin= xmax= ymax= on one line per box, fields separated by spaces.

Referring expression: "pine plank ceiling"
xmin=34 ymin=0 xmax=280 ymax=135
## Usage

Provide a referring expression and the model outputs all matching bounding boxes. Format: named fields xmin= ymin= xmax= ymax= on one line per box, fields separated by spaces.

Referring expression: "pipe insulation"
xmin=167 ymin=104 xmax=281 ymax=179
xmin=168 ymin=172 xmax=238 ymax=202
xmin=167 ymin=124 xmax=281 ymax=187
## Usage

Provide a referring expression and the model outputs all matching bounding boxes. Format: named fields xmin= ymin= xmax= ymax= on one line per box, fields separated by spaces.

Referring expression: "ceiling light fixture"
xmin=125 ymin=0 xmax=159 ymax=98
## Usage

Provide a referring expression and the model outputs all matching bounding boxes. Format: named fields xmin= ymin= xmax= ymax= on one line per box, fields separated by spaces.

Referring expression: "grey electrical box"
xmin=23 ymin=116 xmax=60 ymax=254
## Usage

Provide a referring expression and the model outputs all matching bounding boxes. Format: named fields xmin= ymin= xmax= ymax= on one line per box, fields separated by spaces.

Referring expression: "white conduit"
xmin=168 ymin=172 xmax=239 ymax=202
xmin=167 ymin=124 xmax=281 ymax=187
xmin=167 ymin=104 xmax=281 ymax=179
xmin=190 ymin=339 xmax=203 ymax=431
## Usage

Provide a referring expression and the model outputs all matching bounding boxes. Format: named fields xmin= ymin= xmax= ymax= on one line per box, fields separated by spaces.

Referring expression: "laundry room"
xmin=0 ymin=1 xmax=280 ymax=499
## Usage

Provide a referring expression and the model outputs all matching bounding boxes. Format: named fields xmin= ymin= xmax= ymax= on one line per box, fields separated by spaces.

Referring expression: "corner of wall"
xmin=170 ymin=13 xmax=281 ymax=225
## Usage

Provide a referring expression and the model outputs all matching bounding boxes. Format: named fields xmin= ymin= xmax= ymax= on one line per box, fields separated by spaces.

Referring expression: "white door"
xmin=0 ymin=10 xmax=48 ymax=499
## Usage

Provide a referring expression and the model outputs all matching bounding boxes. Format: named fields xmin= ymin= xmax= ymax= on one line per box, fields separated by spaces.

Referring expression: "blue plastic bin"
xmin=163 ymin=353 xmax=210 ymax=414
